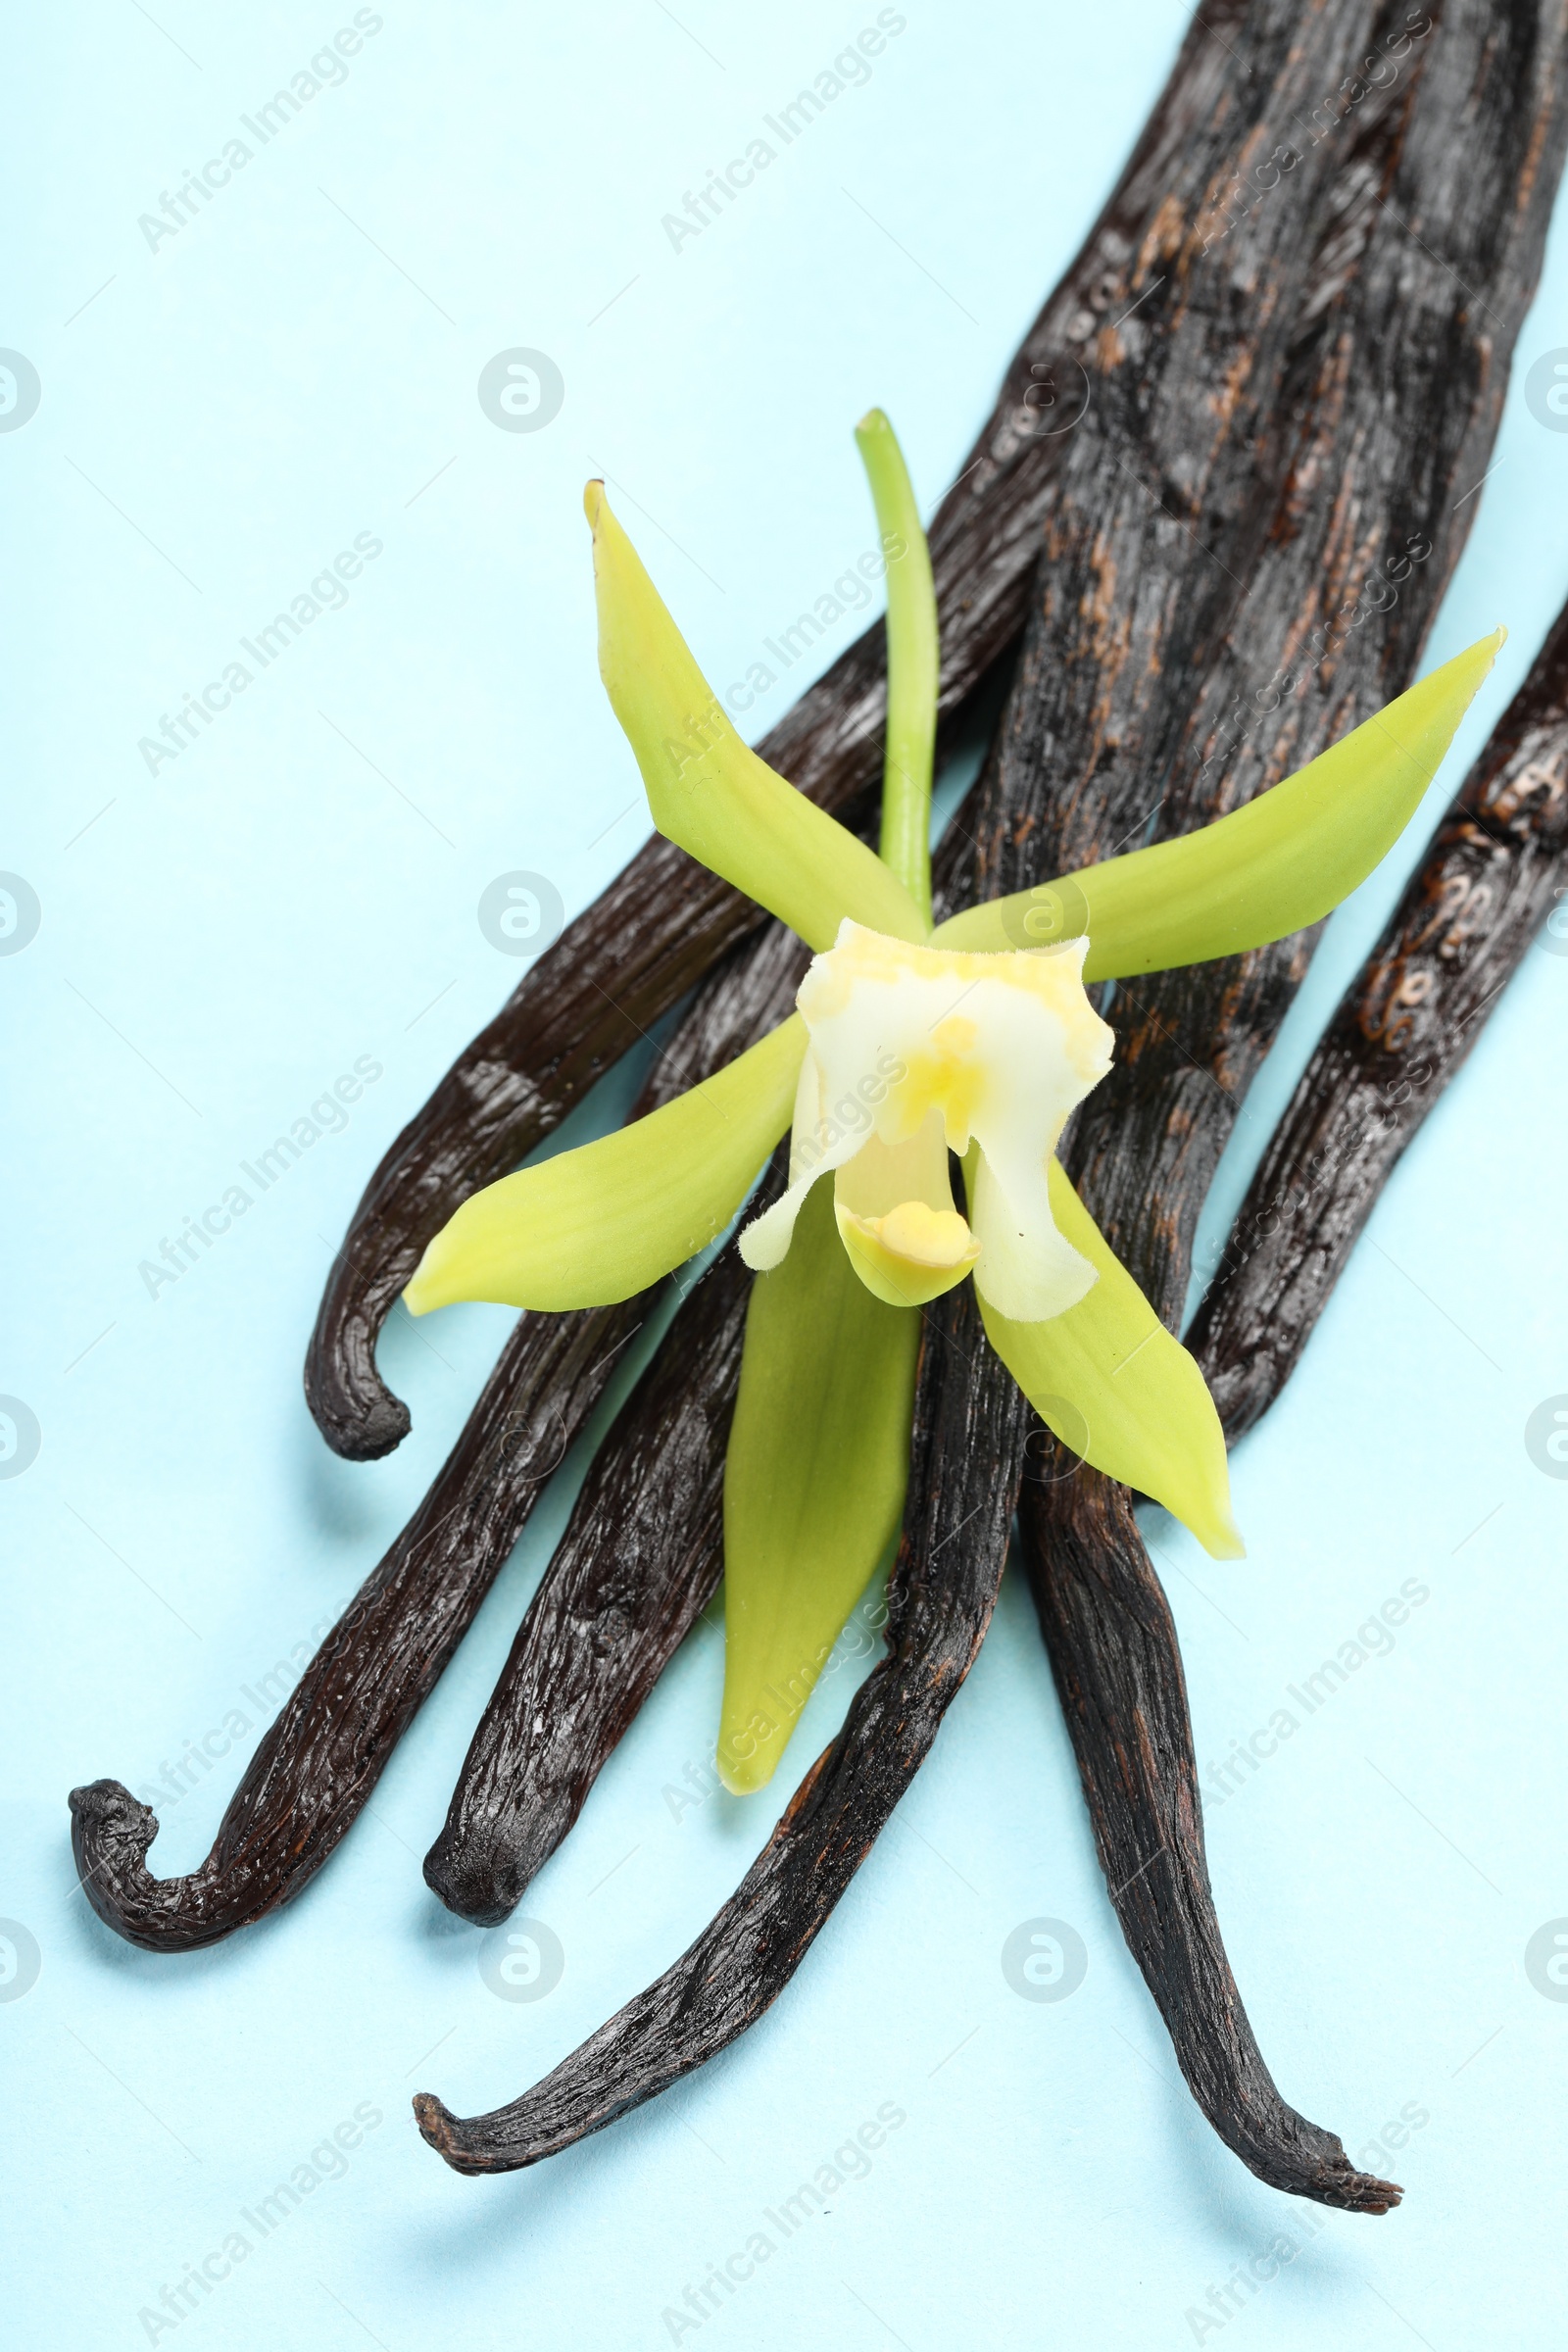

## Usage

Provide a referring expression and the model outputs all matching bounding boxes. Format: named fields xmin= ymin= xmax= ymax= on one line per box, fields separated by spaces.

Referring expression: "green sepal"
xmin=937 ymin=631 xmax=1503 ymax=971
xmin=405 ymin=1015 xmax=806 ymax=1314
xmin=719 ymin=1178 xmax=919 ymax=1792
xmin=975 ymin=1154 xmax=1244 ymax=1560
xmin=587 ymin=483 xmax=928 ymax=950
xmin=855 ymin=408 xmax=938 ymax=925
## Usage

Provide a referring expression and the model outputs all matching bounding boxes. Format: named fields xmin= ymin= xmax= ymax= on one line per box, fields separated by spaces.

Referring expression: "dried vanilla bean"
xmin=414 ymin=1281 xmax=1025 ymax=2174
xmin=972 ymin=0 xmax=1568 ymax=1330
xmin=1189 ymin=592 xmax=1568 ymax=1436
xmin=412 ymin=0 xmax=1568 ymax=2193
xmin=69 ymin=1296 xmax=649 ymax=1951
xmin=72 ymin=0 xmax=1568 ymax=2231
xmin=953 ymin=0 xmax=1568 ymax=2211
xmin=66 ymin=922 xmax=810 ymax=1950
xmin=422 ymin=1153 xmax=784 ymax=1925
xmin=304 ymin=0 xmax=1308 ymax=1463
xmin=1018 ymin=1464 xmax=1399 ymax=2212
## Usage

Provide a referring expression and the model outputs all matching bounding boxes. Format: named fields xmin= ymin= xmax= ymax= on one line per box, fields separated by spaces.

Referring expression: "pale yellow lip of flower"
xmin=836 ymin=1195 xmax=984 ymax=1310
xmin=739 ymin=920 xmax=1115 ymax=1320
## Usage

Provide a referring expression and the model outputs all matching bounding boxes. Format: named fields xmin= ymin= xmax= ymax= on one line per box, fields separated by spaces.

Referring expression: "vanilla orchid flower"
xmin=405 ymin=408 xmax=1500 ymax=1792
xmin=741 ymin=921 xmax=1112 ymax=1321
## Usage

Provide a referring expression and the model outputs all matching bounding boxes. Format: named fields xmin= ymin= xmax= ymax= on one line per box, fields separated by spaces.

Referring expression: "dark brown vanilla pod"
xmin=1189 ymin=596 xmax=1568 ymax=1438
xmin=931 ymin=0 xmax=1568 ymax=2206
xmin=104 ymin=0 xmax=1557 ymax=2180
xmin=65 ymin=915 xmax=815 ymax=1954
xmin=306 ymin=603 xmax=1006 ymax=1462
xmin=414 ymin=1281 xmax=1028 ymax=2174
xmin=419 ymin=755 xmax=1005 ymax=1926
xmin=422 ymin=1154 xmax=786 ymax=1926
xmin=967 ymin=0 xmax=1568 ymax=1330
xmin=1018 ymin=1462 xmax=1399 ymax=2214
xmin=68 ymin=1297 xmax=651 ymax=1952
xmin=305 ymin=0 xmax=1346 ymax=1464
xmin=414 ymin=0 xmax=1568 ymax=2187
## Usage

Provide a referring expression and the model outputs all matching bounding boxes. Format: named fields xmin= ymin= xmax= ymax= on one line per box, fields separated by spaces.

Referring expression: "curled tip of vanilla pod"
xmin=66 ymin=1298 xmax=651 ymax=1949
xmin=411 ymin=1283 xmax=1022 ymax=2177
xmin=72 ymin=0 xmax=1568 ymax=2224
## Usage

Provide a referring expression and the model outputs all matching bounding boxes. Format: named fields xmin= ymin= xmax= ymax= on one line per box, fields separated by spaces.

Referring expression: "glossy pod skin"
xmin=960 ymin=1 xmax=1568 ymax=1343
xmin=941 ymin=0 xmax=1568 ymax=2211
xmin=1190 ymin=593 xmax=1568 ymax=1436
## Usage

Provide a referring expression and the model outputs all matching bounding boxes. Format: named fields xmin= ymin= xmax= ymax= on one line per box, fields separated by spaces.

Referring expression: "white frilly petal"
xmin=738 ymin=1169 xmax=818 ymax=1270
xmin=968 ymin=1147 xmax=1098 ymax=1321
xmin=738 ymin=1019 xmax=868 ymax=1270
xmin=738 ymin=919 xmax=1114 ymax=1317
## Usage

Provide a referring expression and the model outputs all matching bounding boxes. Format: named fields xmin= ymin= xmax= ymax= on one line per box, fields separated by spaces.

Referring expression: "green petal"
xmin=587 ymin=483 xmax=927 ymax=950
xmin=855 ymin=409 xmax=938 ymax=926
xmin=937 ymin=630 xmax=1503 ymax=972
xmin=719 ymin=1178 xmax=919 ymax=1792
xmin=405 ymin=1015 xmax=806 ymax=1314
xmin=974 ymin=1155 xmax=1244 ymax=1560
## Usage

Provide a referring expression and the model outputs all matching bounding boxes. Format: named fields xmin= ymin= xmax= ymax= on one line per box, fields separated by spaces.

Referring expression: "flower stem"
xmin=856 ymin=409 xmax=938 ymax=930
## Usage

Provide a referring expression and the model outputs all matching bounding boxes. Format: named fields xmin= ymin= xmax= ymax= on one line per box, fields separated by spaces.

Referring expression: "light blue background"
xmin=6 ymin=4 xmax=1568 ymax=2345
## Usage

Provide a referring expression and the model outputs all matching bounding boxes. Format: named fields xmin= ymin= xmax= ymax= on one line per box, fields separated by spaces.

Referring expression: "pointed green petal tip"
xmin=404 ymin=1015 xmax=805 ymax=1315
xmin=1199 ymin=1500 xmax=1247 ymax=1562
xmin=584 ymin=480 xmax=926 ymax=950
xmin=938 ymin=627 xmax=1506 ymax=972
xmin=854 ymin=409 xmax=937 ymax=926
